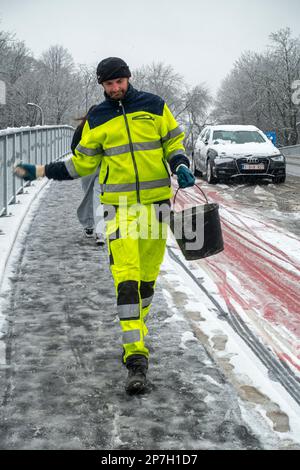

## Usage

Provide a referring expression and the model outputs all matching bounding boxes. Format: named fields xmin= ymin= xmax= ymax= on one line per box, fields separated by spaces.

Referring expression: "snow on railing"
xmin=0 ymin=125 xmax=74 ymax=216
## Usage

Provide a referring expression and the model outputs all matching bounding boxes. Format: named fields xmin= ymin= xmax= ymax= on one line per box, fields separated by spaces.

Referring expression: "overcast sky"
xmin=0 ymin=0 xmax=299 ymax=94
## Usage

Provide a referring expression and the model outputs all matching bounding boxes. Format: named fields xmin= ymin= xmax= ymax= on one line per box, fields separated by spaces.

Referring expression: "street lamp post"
xmin=27 ymin=102 xmax=45 ymax=126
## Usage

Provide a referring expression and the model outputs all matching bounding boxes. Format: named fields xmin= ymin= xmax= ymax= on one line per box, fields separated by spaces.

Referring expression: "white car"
xmin=192 ymin=125 xmax=286 ymax=184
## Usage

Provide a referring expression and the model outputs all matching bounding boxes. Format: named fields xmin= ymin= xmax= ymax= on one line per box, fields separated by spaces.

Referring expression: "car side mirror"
xmin=191 ymin=151 xmax=194 ymax=157
xmin=204 ymin=139 xmax=209 ymax=145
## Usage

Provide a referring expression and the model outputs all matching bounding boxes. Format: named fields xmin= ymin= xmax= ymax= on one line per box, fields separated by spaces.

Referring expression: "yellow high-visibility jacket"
xmin=65 ymin=84 xmax=188 ymax=205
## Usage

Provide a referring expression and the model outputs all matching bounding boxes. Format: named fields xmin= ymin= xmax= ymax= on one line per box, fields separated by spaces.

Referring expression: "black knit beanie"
xmin=96 ymin=57 xmax=131 ymax=84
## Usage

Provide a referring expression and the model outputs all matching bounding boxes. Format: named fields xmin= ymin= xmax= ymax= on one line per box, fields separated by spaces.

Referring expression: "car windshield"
xmin=212 ymin=130 xmax=266 ymax=144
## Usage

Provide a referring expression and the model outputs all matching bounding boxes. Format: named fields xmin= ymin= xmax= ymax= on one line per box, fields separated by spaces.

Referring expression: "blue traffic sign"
xmin=265 ymin=131 xmax=277 ymax=146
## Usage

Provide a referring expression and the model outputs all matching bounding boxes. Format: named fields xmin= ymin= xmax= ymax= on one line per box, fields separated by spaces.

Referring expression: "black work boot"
xmin=125 ymin=354 xmax=148 ymax=394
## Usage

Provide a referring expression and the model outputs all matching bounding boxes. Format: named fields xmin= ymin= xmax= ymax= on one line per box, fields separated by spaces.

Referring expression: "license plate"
xmin=241 ymin=164 xmax=264 ymax=170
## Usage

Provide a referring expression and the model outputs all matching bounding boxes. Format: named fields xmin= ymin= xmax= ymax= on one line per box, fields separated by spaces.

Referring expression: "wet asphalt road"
xmin=0 ymin=180 xmax=263 ymax=450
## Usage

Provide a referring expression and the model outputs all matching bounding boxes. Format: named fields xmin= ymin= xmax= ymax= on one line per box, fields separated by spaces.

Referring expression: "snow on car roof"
xmin=210 ymin=125 xmax=260 ymax=131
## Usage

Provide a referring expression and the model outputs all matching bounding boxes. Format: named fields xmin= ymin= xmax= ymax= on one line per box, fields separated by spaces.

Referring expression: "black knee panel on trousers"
xmin=117 ymin=280 xmax=139 ymax=306
xmin=140 ymin=280 xmax=155 ymax=299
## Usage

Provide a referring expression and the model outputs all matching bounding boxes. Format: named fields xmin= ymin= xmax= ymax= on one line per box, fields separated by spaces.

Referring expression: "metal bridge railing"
xmin=281 ymin=144 xmax=300 ymax=176
xmin=0 ymin=125 xmax=74 ymax=216
xmin=281 ymin=144 xmax=300 ymax=158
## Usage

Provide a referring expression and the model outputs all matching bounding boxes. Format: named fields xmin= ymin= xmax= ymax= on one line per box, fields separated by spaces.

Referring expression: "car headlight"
xmin=271 ymin=154 xmax=285 ymax=162
xmin=214 ymin=156 xmax=235 ymax=164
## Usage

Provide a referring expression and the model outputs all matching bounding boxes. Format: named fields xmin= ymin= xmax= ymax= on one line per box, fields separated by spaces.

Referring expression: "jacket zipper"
xmin=101 ymin=165 xmax=109 ymax=195
xmin=119 ymin=101 xmax=140 ymax=203
xmin=162 ymin=158 xmax=171 ymax=179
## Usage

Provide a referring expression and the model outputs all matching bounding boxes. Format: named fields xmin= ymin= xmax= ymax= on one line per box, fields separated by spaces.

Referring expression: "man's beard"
xmin=109 ymin=90 xmax=126 ymax=100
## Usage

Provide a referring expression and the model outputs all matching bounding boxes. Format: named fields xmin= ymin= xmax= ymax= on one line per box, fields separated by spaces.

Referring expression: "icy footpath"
xmin=0 ymin=179 xmax=49 ymax=349
xmin=0 ymin=179 xmax=297 ymax=449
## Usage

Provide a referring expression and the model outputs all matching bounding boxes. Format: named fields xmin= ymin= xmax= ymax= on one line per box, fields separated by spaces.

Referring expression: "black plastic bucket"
xmin=170 ymin=185 xmax=224 ymax=260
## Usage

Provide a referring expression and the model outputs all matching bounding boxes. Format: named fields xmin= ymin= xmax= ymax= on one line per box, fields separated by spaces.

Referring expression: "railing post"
xmin=39 ymin=129 xmax=42 ymax=165
xmin=3 ymin=135 xmax=8 ymax=215
xmin=12 ymin=133 xmax=17 ymax=204
xmin=46 ymin=128 xmax=49 ymax=164
xmin=41 ymin=129 xmax=44 ymax=165
xmin=54 ymin=128 xmax=56 ymax=160
xmin=49 ymin=129 xmax=52 ymax=163
xmin=52 ymin=128 xmax=55 ymax=162
xmin=58 ymin=128 xmax=60 ymax=158
xmin=57 ymin=128 xmax=59 ymax=160
xmin=40 ymin=129 xmax=43 ymax=165
xmin=28 ymin=130 xmax=32 ymax=164
xmin=34 ymin=129 xmax=38 ymax=165
xmin=21 ymin=131 xmax=25 ymax=192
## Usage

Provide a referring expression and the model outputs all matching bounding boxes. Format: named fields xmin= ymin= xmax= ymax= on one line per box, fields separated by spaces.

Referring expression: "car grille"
xmin=236 ymin=157 xmax=269 ymax=174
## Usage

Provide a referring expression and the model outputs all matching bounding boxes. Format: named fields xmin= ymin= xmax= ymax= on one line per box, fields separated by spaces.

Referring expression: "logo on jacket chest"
xmin=132 ymin=114 xmax=155 ymax=121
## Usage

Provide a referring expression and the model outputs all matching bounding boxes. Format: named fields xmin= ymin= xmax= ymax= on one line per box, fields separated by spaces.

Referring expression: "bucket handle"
xmin=173 ymin=184 xmax=209 ymax=206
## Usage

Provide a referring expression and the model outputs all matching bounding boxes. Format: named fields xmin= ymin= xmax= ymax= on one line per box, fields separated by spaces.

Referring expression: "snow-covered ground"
xmin=0 ymin=178 xmax=50 ymax=342
xmin=161 ymin=244 xmax=300 ymax=446
xmin=0 ymin=176 xmax=300 ymax=449
xmin=165 ymin=178 xmax=300 ymax=447
xmin=174 ymin=180 xmax=300 ymax=372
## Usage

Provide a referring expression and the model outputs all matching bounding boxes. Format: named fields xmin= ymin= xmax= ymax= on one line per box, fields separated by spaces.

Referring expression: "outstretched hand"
xmin=14 ymin=163 xmax=37 ymax=181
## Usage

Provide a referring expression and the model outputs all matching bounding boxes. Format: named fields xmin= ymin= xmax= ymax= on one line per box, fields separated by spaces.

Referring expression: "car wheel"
xmin=274 ymin=175 xmax=286 ymax=184
xmin=206 ymin=159 xmax=218 ymax=184
xmin=192 ymin=157 xmax=202 ymax=177
xmin=194 ymin=167 xmax=203 ymax=177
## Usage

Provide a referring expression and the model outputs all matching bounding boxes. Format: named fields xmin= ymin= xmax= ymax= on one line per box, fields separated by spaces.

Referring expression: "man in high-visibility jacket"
xmin=15 ymin=57 xmax=195 ymax=394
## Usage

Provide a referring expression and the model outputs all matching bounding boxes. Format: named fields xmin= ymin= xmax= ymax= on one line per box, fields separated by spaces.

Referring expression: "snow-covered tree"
xmin=213 ymin=28 xmax=300 ymax=146
xmin=132 ymin=62 xmax=212 ymax=152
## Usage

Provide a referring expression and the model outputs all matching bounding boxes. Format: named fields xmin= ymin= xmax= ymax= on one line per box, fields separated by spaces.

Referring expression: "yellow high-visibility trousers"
xmin=105 ymin=202 xmax=168 ymax=363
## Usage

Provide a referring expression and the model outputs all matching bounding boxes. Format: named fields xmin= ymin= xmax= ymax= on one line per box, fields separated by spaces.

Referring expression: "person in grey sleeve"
xmin=71 ymin=107 xmax=105 ymax=245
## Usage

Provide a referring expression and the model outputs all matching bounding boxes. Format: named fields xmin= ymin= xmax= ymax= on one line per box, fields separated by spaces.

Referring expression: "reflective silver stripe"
xmin=161 ymin=126 xmax=183 ymax=143
xmin=76 ymin=143 xmax=103 ymax=156
xmin=65 ymin=158 xmax=80 ymax=178
xmin=122 ymin=330 xmax=141 ymax=344
xmin=134 ymin=141 xmax=162 ymax=152
xmin=142 ymin=295 xmax=153 ymax=308
xmin=104 ymin=143 xmax=130 ymax=156
xmin=104 ymin=140 xmax=162 ymax=157
xmin=118 ymin=304 xmax=140 ymax=319
xmin=101 ymin=178 xmax=170 ymax=193
xmin=101 ymin=182 xmax=136 ymax=193
xmin=140 ymin=178 xmax=170 ymax=190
